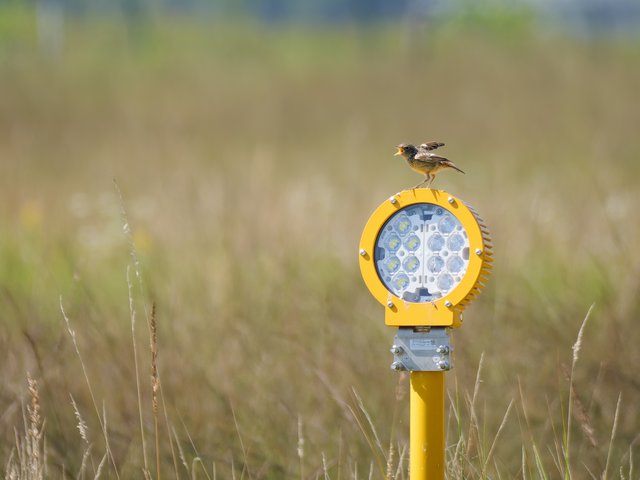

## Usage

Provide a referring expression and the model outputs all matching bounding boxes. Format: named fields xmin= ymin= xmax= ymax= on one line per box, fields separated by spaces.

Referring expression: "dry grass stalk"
xmin=70 ymin=394 xmax=90 ymax=445
xmin=94 ymin=453 xmax=107 ymax=480
xmin=297 ymin=415 xmax=305 ymax=480
xmin=561 ymin=365 xmax=598 ymax=450
xmin=394 ymin=372 xmax=408 ymax=402
xmin=127 ymin=266 xmax=150 ymax=477
xmin=601 ymin=393 xmax=622 ymax=480
xmin=481 ymin=398 xmax=514 ymax=477
xmin=348 ymin=389 xmax=386 ymax=477
xmin=60 ymin=297 xmax=120 ymax=479
xmin=322 ymin=452 xmax=330 ymax=480
xmin=230 ymin=403 xmax=252 ymax=480
xmin=77 ymin=445 xmax=92 ymax=479
xmin=385 ymin=441 xmax=394 ymax=480
xmin=565 ymin=304 xmax=595 ymax=478
xmin=172 ymin=425 xmax=189 ymax=474
xmin=71 ymin=393 xmax=96 ymax=479
xmin=466 ymin=352 xmax=485 ymax=458
xmin=5 ymin=375 xmax=46 ymax=480
xmin=392 ymin=443 xmax=405 ymax=480
xmin=120 ymin=181 xmax=179 ymax=479
xmin=149 ymin=302 xmax=161 ymax=480
xmin=150 ymin=303 xmax=159 ymax=416
xmin=26 ymin=374 xmax=43 ymax=479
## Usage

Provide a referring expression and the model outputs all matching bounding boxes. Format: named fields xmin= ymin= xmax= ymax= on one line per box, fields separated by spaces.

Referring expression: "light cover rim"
xmin=358 ymin=189 xmax=492 ymax=327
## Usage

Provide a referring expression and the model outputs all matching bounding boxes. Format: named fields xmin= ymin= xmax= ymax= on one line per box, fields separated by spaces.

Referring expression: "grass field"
xmin=1 ymin=11 xmax=640 ymax=479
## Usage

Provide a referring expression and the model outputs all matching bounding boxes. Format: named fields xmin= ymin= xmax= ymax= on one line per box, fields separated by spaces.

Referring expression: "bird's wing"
xmin=414 ymin=152 xmax=447 ymax=162
xmin=414 ymin=153 xmax=465 ymax=173
xmin=419 ymin=141 xmax=445 ymax=151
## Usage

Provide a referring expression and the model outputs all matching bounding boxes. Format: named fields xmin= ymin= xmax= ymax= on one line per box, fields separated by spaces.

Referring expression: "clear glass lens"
xmin=404 ymin=234 xmax=421 ymax=252
xmin=427 ymin=233 xmax=445 ymax=251
xmin=393 ymin=215 xmax=412 ymax=236
xmin=438 ymin=215 xmax=456 ymax=234
xmin=393 ymin=273 xmax=410 ymax=290
xmin=447 ymin=256 xmax=465 ymax=274
xmin=437 ymin=273 xmax=454 ymax=290
xmin=385 ymin=233 xmax=402 ymax=253
xmin=403 ymin=255 xmax=420 ymax=273
xmin=447 ymin=233 xmax=465 ymax=251
xmin=427 ymin=256 xmax=444 ymax=273
xmin=384 ymin=256 xmax=401 ymax=274
xmin=374 ymin=203 xmax=470 ymax=303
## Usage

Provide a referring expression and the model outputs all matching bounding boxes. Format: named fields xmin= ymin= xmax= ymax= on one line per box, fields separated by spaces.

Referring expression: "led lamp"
xmin=359 ymin=189 xmax=492 ymax=327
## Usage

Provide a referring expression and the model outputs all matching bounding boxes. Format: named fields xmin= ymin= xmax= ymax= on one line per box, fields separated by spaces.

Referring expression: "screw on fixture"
xmin=475 ymin=248 xmax=483 ymax=256
xmin=447 ymin=196 xmax=454 ymax=204
xmin=391 ymin=362 xmax=407 ymax=372
xmin=390 ymin=361 xmax=405 ymax=371
xmin=359 ymin=249 xmax=367 ymax=256
xmin=387 ymin=300 xmax=394 ymax=308
xmin=444 ymin=300 xmax=452 ymax=308
xmin=389 ymin=196 xmax=397 ymax=204
xmin=390 ymin=345 xmax=403 ymax=355
xmin=436 ymin=345 xmax=449 ymax=354
xmin=437 ymin=360 xmax=450 ymax=370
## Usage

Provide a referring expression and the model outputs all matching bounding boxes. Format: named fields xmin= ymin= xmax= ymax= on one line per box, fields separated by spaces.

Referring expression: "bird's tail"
xmin=444 ymin=160 xmax=465 ymax=174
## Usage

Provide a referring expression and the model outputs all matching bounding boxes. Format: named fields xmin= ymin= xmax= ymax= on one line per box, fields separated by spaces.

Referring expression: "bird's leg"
xmin=427 ymin=174 xmax=435 ymax=188
xmin=413 ymin=175 xmax=429 ymax=189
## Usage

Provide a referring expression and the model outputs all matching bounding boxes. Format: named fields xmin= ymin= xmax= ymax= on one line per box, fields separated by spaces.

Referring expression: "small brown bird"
xmin=395 ymin=142 xmax=464 ymax=188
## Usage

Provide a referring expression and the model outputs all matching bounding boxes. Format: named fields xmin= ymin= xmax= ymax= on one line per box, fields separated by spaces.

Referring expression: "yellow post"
xmin=410 ymin=371 xmax=445 ymax=480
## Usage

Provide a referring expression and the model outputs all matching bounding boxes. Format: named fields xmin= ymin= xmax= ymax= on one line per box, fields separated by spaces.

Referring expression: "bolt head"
xmin=447 ymin=196 xmax=454 ymax=204
xmin=387 ymin=301 xmax=394 ymax=308
xmin=390 ymin=361 xmax=404 ymax=371
xmin=444 ymin=300 xmax=452 ymax=308
xmin=475 ymin=248 xmax=483 ymax=256
xmin=359 ymin=249 xmax=366 ymax=257
xmin=437 ymin=360 xmax=450 ymax=370
xmin=436 ymin=345 xmax=450 ymax=354
xmin=390 ymin=345 xmax=403 ymax=355
xmin=389 ymin=196 xmax=397 ymax=204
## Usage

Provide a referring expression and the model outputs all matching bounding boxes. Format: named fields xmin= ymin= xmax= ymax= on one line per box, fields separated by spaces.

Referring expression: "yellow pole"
xmin=410 ymin=371 xmax=445 ymax=480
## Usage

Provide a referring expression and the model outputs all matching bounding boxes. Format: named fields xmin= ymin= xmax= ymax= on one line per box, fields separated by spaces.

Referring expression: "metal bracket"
xmin=390 ymin=327 xmax=452 ymax=372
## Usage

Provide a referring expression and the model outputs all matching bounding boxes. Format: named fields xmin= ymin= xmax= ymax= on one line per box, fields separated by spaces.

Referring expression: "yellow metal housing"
xmin=358 ymin=189 xmax=492 ymax=327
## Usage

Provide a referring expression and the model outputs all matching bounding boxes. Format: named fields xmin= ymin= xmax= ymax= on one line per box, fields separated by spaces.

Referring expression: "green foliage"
xmin=0 ymin=4 xmax=35 ymax=48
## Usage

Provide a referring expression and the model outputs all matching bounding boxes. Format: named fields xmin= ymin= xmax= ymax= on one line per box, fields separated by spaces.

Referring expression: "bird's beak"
xmin=394 ymin=147 xmax=403 ymax=156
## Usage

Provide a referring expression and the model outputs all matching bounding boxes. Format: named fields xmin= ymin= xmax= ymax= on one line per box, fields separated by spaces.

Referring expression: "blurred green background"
xmin=1 ymin=1 xmax=640 ymax=478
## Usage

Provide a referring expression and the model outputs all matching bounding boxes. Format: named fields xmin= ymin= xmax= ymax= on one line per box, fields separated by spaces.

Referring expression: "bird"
xmin=394 ymin=143 xmax=465 ymax=189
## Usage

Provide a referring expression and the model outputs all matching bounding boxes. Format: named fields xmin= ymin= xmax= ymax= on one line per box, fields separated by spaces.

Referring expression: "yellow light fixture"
xmin=358 ymin=189 xmax=492 ymax=327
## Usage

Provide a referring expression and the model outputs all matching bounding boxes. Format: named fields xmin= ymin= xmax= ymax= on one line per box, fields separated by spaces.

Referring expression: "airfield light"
xmin=359 ymin=189 xmax=492 ymax=327
xmin=358 ymin=188 xmax=493 ymax=480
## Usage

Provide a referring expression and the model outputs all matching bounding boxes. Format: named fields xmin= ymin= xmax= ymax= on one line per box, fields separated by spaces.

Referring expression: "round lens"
xmin=403 ymin=255 xmax=420 ymax=273
xmin=385 ymin=233 xmax=401 ymax=253
xmin=447 ymin=256 xmax=465 ymax=274
xmin=427 ymin=256 xmax=444 ymax=273
xmin=384 ymin=256 xmax=400 ymax=274
xmin=374 ymin=203 xmax=471 ymax=302
xmin=404 ymin=234 xmax=421 ymax=252
xmin=428 ymin=233 xmax=444 ymax=251
xmin=437 ymin=273 xmax=454 ymax=291
xmin=447 ymin=233 xmax=465 ymax=251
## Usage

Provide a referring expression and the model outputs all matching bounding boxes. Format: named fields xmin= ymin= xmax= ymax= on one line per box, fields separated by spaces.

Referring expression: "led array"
xmin=374 ymin=204 xmax=470 ymax=303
